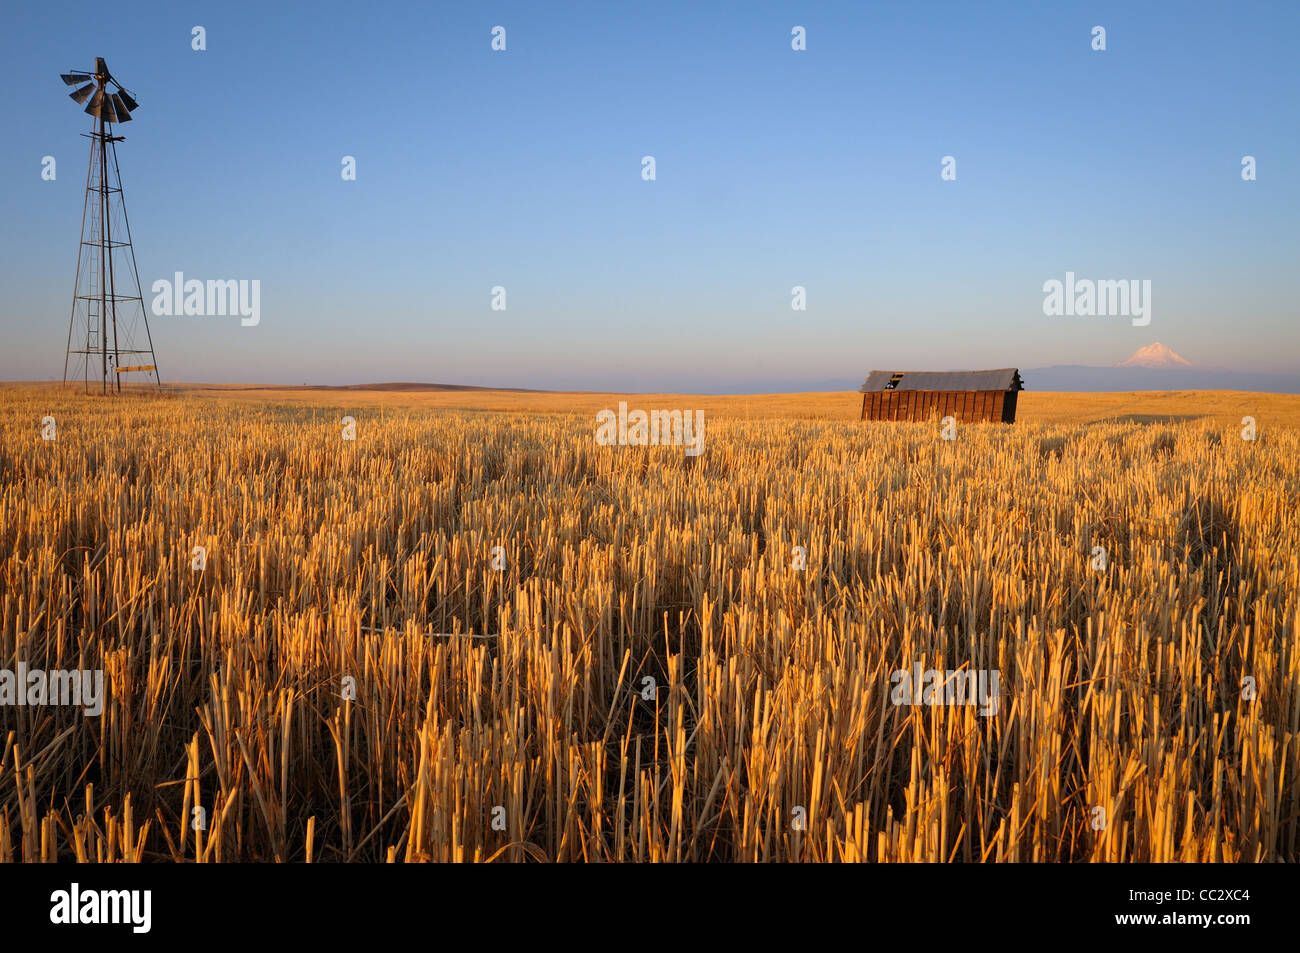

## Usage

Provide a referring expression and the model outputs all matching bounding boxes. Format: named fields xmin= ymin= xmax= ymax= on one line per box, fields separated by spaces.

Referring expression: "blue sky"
xmin=2 ymin=1 xmax=1297 ymax=391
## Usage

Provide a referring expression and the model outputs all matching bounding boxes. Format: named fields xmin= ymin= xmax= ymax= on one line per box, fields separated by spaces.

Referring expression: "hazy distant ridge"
xmin=1021 ymin=365 xmax=1300 ymax=393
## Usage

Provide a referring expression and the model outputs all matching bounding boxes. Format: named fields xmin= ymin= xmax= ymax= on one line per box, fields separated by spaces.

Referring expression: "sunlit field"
xmin=2 ymin=384 xmax=1297 ymax=862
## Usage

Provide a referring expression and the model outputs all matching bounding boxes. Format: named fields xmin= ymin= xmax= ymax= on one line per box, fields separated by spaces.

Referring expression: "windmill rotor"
xmin=68 ymin=57 xmax=140 ymax=122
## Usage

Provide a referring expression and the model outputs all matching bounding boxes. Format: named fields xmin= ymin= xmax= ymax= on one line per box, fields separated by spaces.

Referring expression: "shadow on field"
xmin=1100 ymin=413 xmax=1207 ymax=425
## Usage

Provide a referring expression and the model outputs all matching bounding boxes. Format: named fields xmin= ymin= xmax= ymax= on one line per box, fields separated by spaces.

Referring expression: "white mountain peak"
xmin=1116 ymin=342 xmax=1193 ymax=368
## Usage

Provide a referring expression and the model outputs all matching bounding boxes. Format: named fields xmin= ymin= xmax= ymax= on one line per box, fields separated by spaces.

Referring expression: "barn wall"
xmin=860 ymin=390 xmax=1017 ymax=423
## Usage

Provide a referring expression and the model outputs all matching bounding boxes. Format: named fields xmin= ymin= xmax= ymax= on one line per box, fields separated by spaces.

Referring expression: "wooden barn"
xmin=859 ymin=368 xmax=1024 ymax=423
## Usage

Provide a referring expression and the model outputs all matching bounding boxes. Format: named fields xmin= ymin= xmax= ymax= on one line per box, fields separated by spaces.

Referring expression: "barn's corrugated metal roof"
xmin=859 ymin=369 xmax=1023 ymax=392
xmin=862 ymin=370 xmax=900 ymax=391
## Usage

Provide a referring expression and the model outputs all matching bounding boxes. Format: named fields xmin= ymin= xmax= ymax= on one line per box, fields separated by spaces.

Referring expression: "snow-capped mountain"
xmin=1116 ymin=342 xmax=1193 ymax=369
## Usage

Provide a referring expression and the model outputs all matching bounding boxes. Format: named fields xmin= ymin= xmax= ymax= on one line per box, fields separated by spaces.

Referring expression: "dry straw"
xmin=0 ymin=390 xmax=1296 ymax=862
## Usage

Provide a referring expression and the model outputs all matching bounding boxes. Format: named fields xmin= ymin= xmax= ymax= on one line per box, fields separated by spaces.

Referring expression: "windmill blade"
xmin=111 ymin=93 xmax=132 ymax=122
xmin=115 ymin=88 xmax=139 ymax=112
xmin=84 ymin=88 xmax=105 ymax=118
xmin=69 ymin=82 xmax=95 ymax=105
xmin=100 ymin=94 xmax=119 ymax=122
xmin=62 ymin=72 xmax=91 ymax=86
xmin=95 ymin=57 xmax=109 ymax=78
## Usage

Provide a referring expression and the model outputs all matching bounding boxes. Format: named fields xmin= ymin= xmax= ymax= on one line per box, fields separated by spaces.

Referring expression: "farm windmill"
xmin=61 ymin=58 xmax=160 ymax=394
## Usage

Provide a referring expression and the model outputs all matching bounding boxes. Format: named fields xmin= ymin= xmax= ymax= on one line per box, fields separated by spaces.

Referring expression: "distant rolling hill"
xmin=205 ymin=381 xmax=550 ymax=393
xmin=1020 ymin=365 xmax=1300 ymax=393
xmin=163 ymin=343 xmax=1300 ymax=396
xmin=329 ymin=381 xmax=545 ymax=393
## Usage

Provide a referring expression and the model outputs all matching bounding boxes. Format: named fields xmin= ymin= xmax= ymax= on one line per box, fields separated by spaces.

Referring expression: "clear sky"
xmin=2 ymin=1 xmax=1297 ymax=392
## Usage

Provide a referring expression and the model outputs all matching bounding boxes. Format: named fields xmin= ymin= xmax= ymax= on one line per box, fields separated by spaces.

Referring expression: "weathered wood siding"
xmin=860 ymin=389 xmax=1017 ymax=424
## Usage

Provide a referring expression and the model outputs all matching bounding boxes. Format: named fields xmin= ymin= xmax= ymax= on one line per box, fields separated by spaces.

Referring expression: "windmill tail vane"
xmin=61 ymin=57 xmax=161 ymax=394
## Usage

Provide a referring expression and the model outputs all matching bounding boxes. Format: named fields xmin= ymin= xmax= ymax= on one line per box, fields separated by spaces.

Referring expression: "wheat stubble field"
xmin=1 ymin=384 xmax=1298 ymax=862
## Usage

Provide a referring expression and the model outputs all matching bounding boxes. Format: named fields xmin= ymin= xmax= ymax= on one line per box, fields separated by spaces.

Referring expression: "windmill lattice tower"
xmin=61 ymin=57 xmax=160 ymax=394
